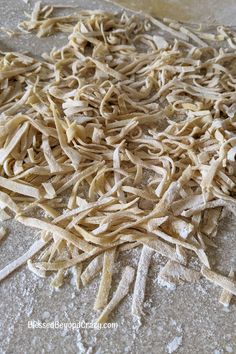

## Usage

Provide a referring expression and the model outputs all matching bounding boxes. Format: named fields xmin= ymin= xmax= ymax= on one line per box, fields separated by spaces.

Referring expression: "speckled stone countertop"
xmin=0 ymin=1 xmax=236 ymax=353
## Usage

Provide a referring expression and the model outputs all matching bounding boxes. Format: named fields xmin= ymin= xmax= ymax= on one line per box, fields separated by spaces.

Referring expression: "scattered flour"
xmin=166 ymin=336 xmax=183 ymax=354
xmin=76 ymin=329 xmax=86 ymax=353
xmin=42 ymin=311 xmax=50 ymax=320
xmin=157 ymin=276 xmax=176 ymax=291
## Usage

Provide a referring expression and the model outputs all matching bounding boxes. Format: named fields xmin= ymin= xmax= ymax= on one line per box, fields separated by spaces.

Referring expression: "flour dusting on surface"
xmin=166 ymin=336 xmax=183 ymax=353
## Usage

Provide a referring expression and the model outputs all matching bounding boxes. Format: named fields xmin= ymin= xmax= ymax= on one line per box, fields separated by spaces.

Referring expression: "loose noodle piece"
xmin=94 ymin=248 xmax=116 ymax=309
xmin=158 ymin=260 xmax=201 ymax=289
xmin=73 ymin=263 xmax=83 ymax=290
xmin=219 ymin=268 xmax=235 ymax=307
xmin=81 ymin=254 xmax=104 ymax=286
xmin=0 ymin=226 xmax=7 ymax=241
xmin=96 ymin=266 xmax=135 ymax=324
xmin=132 ymin=245 xmax=154 ymax=318
xmin=0 ymin=238 xmax=48 ymax=282
xmin=201 ymin=266 xmax=236 ymax=295
xmin=0 ymin=6 xmax=236 ymax=321
xmin=50 ymin=269 xmax=65 ymax=288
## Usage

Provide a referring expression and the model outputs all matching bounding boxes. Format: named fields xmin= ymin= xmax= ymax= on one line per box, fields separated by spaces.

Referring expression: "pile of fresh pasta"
xmin=1 ymin=2 xmax=236 ymax=322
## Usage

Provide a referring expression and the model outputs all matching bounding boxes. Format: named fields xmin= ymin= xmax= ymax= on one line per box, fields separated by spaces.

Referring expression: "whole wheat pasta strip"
xmin=74 ymin=224 xmax=116 ymax=245
xmin=183 ymin=199 xmax=236 ymax=217
xmin=0 ymin=63 xmax=40 ymax=81
xmin=42 ymin=182 xmax=56 ymax=199
xmin=219 ymin=268 xmax=235 ymax=307
xmin=106 ymin=121 xmax=139 ymax=145
xmin=53 ymin=196 xmax=113 ymax=224
xmin=122 ymin=186 xmax=157 ymax=201
xmin=103 ymin=198 xmax=139 ymax=212
xmin=81 ymin=253 xmax=104 ymax=286
xmin=49 ymin=97 xmax=81 ymax=170
xmin=72 ymin=263 xmax=83 ymax=290
xmin=33 ymin=248 xmax=101 ymax=271
xmin=27 ymin=259 xmax=47 ymax=278
xmin=26 ymin=116 xmax=58 ymax=138
xmin=0 ymin=122 xmax=29 ymax=165
xmin=132 ymin=245 xmax=154 ymax=318
xmin=36 ymin=202 xmax=60 ymax=218
xmin=195 ymin=249 xmax=210 ymax=268
xmin=33 ymin=241 xmax=125 ymax=271
xmin=50 ymin=269 xmax=65 ymax=288
xmin=147 ymin=15 xmax=189 ymax=41
xmin=89 ymin=57 xmax=127 ymax=81
xmin=31 ymin=1 xmax=41 ymax=22
xmin=0 ymin=176 xmax=42 ymax=199
xmin=96 ymin=266 xmax=135 ymax=323
xmin=179 ymin=26 xmax=207 ymax=47
xmin=121 ymin=234 xmax=186 ymax=264
xmin=41 ymin=136 xmax=62 ymax=173
xmin=118 ymin=242 xmax=140 ymax=252
xmin=0 ymin=191 xmax=20 ymax=213
xmin=0 ymin=238 xmax=48 ymax=282
xmin=0 ymin=226 xmax=7 ymax=241
xmin=201 ymin=266 xmax=236 ymax=295
xmin=16 ymin=215 xmax=93 ymax=252
xmin=56 ymin=161 xmax=104 ymax=195
xmin=158 ymin=260 xmax=200 ymax=289
xmin=171 ymin=195 xmax=204 ymax=215
xmin=150 ymin=228 xmax=202 ymax=253
xmin=2 ymin=88 xmax=32 ymax=117
xmin=113 ymin=141 xmax=126 ymax=203
xmin=101 ymin=209 xmax=164 ymax=239
xmin=201 ymin=156 xmax=224 ymax=197
xmin=0 ymin=116 xmax=25 ymax=139
xmin=0 ymin=209 xmax=11 ymax=221
xmin=94 ymin=248 xmax=116 ymax=310
xmin=201 ymin=208 xmax=222 ymax=237
xmin=67 ymin=197 xmax=114 ymax=229
xmin=68 ymin=161 xmax=105 ymax=209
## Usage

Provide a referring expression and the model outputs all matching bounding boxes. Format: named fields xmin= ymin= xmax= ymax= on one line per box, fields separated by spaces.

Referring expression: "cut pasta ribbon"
xmin=96 ymin=266 xmax=135 ymax=324
xmin=0 ymin=238 xmax=48 ymax=282
xmin=219 ymin=268 xmax=235 ymax=307
xmin=201 ymin=266 xmax=236 ymax=296
xmin=132 ymin=245 xmax=154 ymax=318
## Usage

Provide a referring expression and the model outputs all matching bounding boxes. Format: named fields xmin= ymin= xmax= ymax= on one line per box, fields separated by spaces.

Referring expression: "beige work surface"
xmin=0 ymin=1 xmax=236 ymax=354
